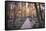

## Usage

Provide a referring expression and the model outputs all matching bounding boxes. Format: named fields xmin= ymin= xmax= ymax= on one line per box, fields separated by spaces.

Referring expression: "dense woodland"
xmin=5 ymin=1 xmax=45 ymax=30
